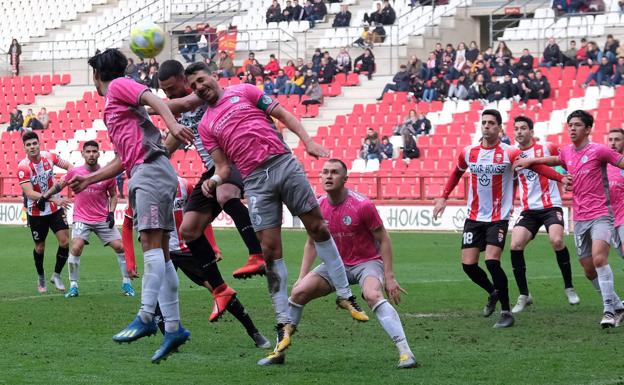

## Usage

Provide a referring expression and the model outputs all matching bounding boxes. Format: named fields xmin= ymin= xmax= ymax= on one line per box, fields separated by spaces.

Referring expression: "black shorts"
xmin=461 ymin=219 xmax=509 ymax=251
xmin=514 ymin=207 xmax=565 ymax=238
xmin=28 ymin=209 xmax=69 ymax=243
xmin=185 ymin=166 xmax=244 ymax=214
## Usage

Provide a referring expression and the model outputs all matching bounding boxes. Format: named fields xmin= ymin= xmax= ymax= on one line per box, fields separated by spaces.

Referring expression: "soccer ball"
xmin=129 ymin=21 xmax=165 ymax=59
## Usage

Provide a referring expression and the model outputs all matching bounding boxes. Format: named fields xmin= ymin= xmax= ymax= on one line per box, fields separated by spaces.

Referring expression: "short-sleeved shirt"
xmin=608 ymin=163 xmax=624 ymax=227
xmin=64 ymin=165 xmax=116 ymax=224
xmin=457 ymin=142 xmax=519 ymax=222
xmin=318 ymin=190 xmax=383 ymax=266
xmin=198 ymin=83 xmax=289 ymax=179
xmin=559 ymin=142 xmax=624 ymax=221
xmin=18 ymin=151 xmax=69 ymax=216
xmin=516 ymin=141 xmax=563 ymax=211
xmin=103 ymin=77 xmax=166 ymax=177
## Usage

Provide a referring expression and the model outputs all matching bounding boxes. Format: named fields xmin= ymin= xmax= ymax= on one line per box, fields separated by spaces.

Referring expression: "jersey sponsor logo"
xmin=31 ymin=170 xmax=53 ymax=186
xmin=478 ymin=174 xmax=491 ymax=187
xmin=519 ymin=152 xmax=528 ymax=158
xmin=342 ymin=215 xmax=352 ymax=225
xmin=229 ymin=96 xmax=240 ymax=103
xmin=581 ymin=155 xmax=589 ymax=163
xmin=525 ymin=170 xmax=537 ymax=181
xmin=469 ymin=164 xmax=507 ymax=175
xmin=173 ymin=198 xmax=185 ymax=211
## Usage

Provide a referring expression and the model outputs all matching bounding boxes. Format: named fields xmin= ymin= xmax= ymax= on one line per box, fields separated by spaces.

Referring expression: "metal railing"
xmin=14 ymin=39 xmax=96 ymax=82
xmin=170 ymin=0 xmax=242 ymax=31
xmin=488 ymin=0 xmax=553 ymax=46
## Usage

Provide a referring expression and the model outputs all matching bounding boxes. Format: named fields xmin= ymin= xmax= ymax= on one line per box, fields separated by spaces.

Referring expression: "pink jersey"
xmin=516 ymin=141 xmax=562 ymax=211
xmin=18 ymin=151 xmax=70 ymax=216
xmin=103 ymin=77 xmax=166 ymax=177
xmin=198 ymin=84 xmax=289 ymax=178
xmin=559 ymin=142 xmax=624 ymax=221
xmin=64 ymin=165 xmax=116 ymax=224
xmin=608 ymin=164 xmax=624 ymax=226
xmin=169 ymin=176 xmax=193 ymax=253
xmin=318 ymin=190 xmax=383 ymax=266
xmin=457 ymin=142 xmax=520 ymax=222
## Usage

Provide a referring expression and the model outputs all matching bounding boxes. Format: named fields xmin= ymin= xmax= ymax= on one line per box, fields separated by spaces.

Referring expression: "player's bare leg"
xmin=510 ymin=226 xmax=534 ymax=313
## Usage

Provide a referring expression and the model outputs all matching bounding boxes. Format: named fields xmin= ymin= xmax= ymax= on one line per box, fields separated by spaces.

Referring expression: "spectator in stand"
xmin=377 ymin=64 xmax=410 ymax=100
xmin=8 ymin=38 xmax=21 ymax=76
xmin=360 ymin=131 xmax=382 ymax=162
xmin=264 ymin=54 xmax=281 ymax=76
xmin=262 ymin=76 xmax=275 ymax=95
xmin=319 ymin=57 xmax=336 ymax=84
xmin=611 ymin=55 xmax=624 ymax=85
xmin=274 ymin=69 xmax=289 ymax=94
xmin=284 ymin=69 xmax=305 ymax=95
xmin=401 ymin=132 xmax=420 ymax=163
xmin=380 ymin=0 xmax=396 ymax=25
xmin=302 ymin=78 xmax=323 ymax=106
xmin=602 ymin=34 xmax=619 ymax=64
xmin=447 ymin=52 xmax=467 ymax=80
xmin=455 ymin=42 xmax=467 ymax=61
xmin=407 ymin=55 xmax=424 ymax=80
xmin=440 ymin=44 xmax=456 ymax=74
xmin=37 ymin=108 xmax=49 ymax=130
xmin=372 ymin=23 xmax=387 ymax=44
xmin=424 ymin=52 xmax=438 ymax=80
xmin=354 ymin=48 xmax=375 ymax=79
xmin=7 ymin=108 xmax=23 ymax=132
xmin=313 ymin=0 xmax=328 ymax=21
xmin=283 ymin=60 xmax=297 ymax=78
xmin=486 ymin=78 xmax=506 ymax=102
xmin=447 ymin=72 xmax=471 ymax=100
xmin=499 ymin=130 xmax=511 ymax=145
xmin=473 ymin=60 xmax=491 ymax=83
xmin=335 ymin=47 xmax=352 ymax=73
xmin=582 ymin=56 xmax=614 ymax=87
xmin=23 ymin=109 xmax=41 ymax=130
xmin=266 ymin=0 xmax=282 ymax=23
xmin=466 ymin=40 xmax=479 ymax=62
xmin=333 ymin=4 xmax=351 ymax=27
xmin=244 ymin=72 xmax=256 ymax=84
xmin=217 ymin=51 xmax=234 ymax=78
xmin=311 ymin=48 xmax=323 ymax=72
xmin=514 ymin=48 xmax=534 ymax=75
xmin=203 ymin=56 xmax=218 ymax=73
xmin=414 ymin=113 xmax=432 ymax=135
xmin=295 ymin=57 xmax=306 ymax=72
xmin=409 ymin=76 xmax=425 ymax=101
xmin=292 ymin=0 xmax=305 ymax=21
xmin=584 ymin=41 xmax=601 ymax=66
xmin=238 ymin=51 xmax=256 ymax=76
xmin=179 ymin=25 xmax=200 ymax=63
xmin=587 ymin=0 xmax=606 ymax=12
xmin=394 ymin=109 xmax=417 ymax=135
xmin=365 ymin=127 xmax=381 ymax=147
xmin=483 ymin=47 xmax=495 ymax=68
xmin=515 ymin=72 xmax=530 ymax=104
xmin=529 ymin=70 xmax=550 ymax=105
xmin=198 ymin=24 xmax=218 ymax=60
xmin=562 ymin=40 xmax=578 ymax=67
xmin=363 ymin=2 xmax=383 ymax=25
xmin=353 ymin=24 xmax=373 ymax=49
xmin=492 ymin=57 xmax=512 ymax=77
xmin=552 ymin=0 xmax=580 ymax=15
xmin=468 ymin=73 xmax=488 ymax=101
xmin=323 ymin=51 xmax=336 ymax=67
xmin=381 ymin=136 xmax=393 ymax=160
xmin=304 ymin=0 xmax=316 ymax=27
xmin=540 ymin=38 xmax=562 ymax=67
xmin=495 ymin=41 xmax=513 ymax=65
xmin=282 ymin=2 xmax=293 ymax=22
xmin=147 ymin=66 xmax=159 ymax=90
xmin=502 ymin=73 xmax=515 ymax=99
xmin=147 ymin=58 xmax=159 ymax=72
xmin=576 ymin=38 xmax=589 ymax=64
xmin=301 ymin=68 xmax=317 ymax=92
xmin=433 ymin=42 xmax=444 ymax=66
xmin=125 ymin=58 xmax=139 ymax=80
xmin=422 ymin=75 xmax=445 ymax=102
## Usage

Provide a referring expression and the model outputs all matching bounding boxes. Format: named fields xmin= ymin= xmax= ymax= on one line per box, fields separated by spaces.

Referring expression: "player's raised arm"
xmin=202 ymin=148 xmax=231 ymax=198
xmin=297 ymin=237 xmax=318 ymax=284
xmin=433 ymin=150 xmax=468 ymax=220
xmin=270 ymin=104 xmax=329 ymax=159
xmin=514 ymin=155 xmax=561 ymax=171
xmin=140 ymin=90 xmax=194 ymax=144
xmin=371 ymin=225 xmax=406 ymax=305
xmin=68 ymin=155 xmax=124 ymax=193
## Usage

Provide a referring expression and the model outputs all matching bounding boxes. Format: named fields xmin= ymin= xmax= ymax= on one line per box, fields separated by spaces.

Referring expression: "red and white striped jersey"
xmin=169 ymin=176 xmax=194 ymax=253
xmin=457 ymin=142 xmax=521 ymax=222
xmin=18 ymin=151 xmax=70 ymax=216
xmin=516 ymin=141 xmax=562 ymax=211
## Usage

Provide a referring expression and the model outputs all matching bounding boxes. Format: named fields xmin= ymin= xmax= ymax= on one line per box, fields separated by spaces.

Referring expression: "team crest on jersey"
xmin=261 ymin=95 xmax=273 ymax=105
xmin=519 ymin=152 xmax=528 ymax=158
xmin=342 ymin=215 xmax=352 ymax=225
xmin=535 ymin=149 xmax=543 ymax=157
xmin=230 ymin=96 xmax=240 ymax=103
xmin=18 ymin=170 xmax=24 ymax=179
xmin=494 ymin=153 xmax=503 ymax=162
xmin=479 ymin=174 xmax=490 ymax=187
xmin=581 ymin=155 xmax=589 ymax=163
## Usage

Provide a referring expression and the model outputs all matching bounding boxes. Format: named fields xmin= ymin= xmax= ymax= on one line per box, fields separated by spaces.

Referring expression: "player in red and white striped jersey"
xmin=433 ymin=110 xmax=565 ymax=328
xmin=509 ymin=116 xmax=579 ymax=314
xmin=18 ymin=131 xmax=73 ymax=294
xmin=121 ymin=176 xmax=271 ymax=348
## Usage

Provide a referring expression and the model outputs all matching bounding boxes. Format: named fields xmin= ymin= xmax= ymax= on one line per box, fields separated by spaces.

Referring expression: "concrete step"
xmin=19 ymin=85 xmax=95 ymax=113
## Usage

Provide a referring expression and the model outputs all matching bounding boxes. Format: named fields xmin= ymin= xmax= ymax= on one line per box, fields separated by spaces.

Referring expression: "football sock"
xmin=139 ymin=248 xmax=165 ymax=323
xmin=186 ymin=235 xmax=224 ymax=289
xmin=596 ymin=265 xmax=615 ymax=314
xmin=33 ymin=249 xmax=44 ymax=276
xmin=54 ymin=246 xmax=69 ymax=274
xmin=226 ymin=296 xmax=259 ymax=336
xmin=373 ymin=299 xmax=411 ymax=355
xmin=485 ymin=260 xmax=510 ymax=311
xmin=158 ymin=260 xmax=180 ymax=333
xmin=462 ymin=263 xmax=495 ymax=294
xmin=117 ymin=253 xmax=131 ymax=284
xmin=314 ymin=237 xmax=353 ymax=299
xmin=510 ymin=249 xmax=529 ymax=296
xmin=555 ymin=247 xmax=573 ymax=289
xmin=223 ymin=198 xmax=262 ymax=255
xmin=266 ymin=258 xmax=290 ymax=324
xmin=287 ymin=299 xmax=304 ymax=326
xmin=170 ymin=253 xmax=206 ymax=287
xmin=68 ymin=254 xmax=80 ymax=288
xmin=591 ymin=277 xmax=602 ymax=294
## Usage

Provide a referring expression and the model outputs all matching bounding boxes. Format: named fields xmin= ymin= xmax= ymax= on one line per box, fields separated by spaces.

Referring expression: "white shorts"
xmin=72 ymin=221 xmax=121 ymax=246
xmin=312 ymin=259 xmax=385 ymax=289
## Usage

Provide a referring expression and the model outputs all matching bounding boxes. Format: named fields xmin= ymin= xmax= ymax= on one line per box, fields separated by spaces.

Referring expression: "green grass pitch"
xmin=1 ymin=227 xmax=624 ymax=385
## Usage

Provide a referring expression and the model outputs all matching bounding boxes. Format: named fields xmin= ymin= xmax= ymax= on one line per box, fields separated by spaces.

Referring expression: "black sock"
xmin=485 ymin=259 xmax=510 ymax=312
xmin=154 ymin=303 xmax=165 ymax=334
xmin=54 ymin=246 xmax=69 ymax=274
xmin=510 ymin=249 xmax=529 ymax=296
xmin=462 ymin=263 xmax=495 ymax=294
xmin=223 ymin=198 xmax=262 ymax=255
xmin=186 ymin=235 xmax=225 ymax=289
xmin=556 ymin=247 xmax=573 ymax=289
xmin=226 ymin=296 xmax=258 ymax=336
xmin=33 ymin=249 xmax=44 ymax=276
xmin=170 ymin=253 xmax=209 ymax=287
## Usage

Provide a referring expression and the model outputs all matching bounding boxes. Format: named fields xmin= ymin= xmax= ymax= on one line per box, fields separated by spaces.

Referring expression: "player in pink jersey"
xmin=607 ymin=128 xmax=624 ymax=258
xmin=508 ymin=116 xmax=579 ymax=313
xmin=281 ymin=159 xmax=417 ymax=369
xmin=434 ymin=110 xmax=565 ymax=328
xmin=69 ymin=49 xmax=195 ymax=363
xmin=121 ymin=176 xmax=272 ymax=349
xmin=184 ymin=62 xmax=367 ymax=366
xmin=18 ymin=131 xmax=72 ymax=294
xmin=40 ymin=141 xmax=134 ymax=298
xmin=515 ymin=110 xmax=624 ymax=328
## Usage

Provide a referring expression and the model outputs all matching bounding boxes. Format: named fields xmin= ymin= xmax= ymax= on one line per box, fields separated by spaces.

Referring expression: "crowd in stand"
xmin=124 ymin=56 xmax=160 ymax=89
xmin=7 ymin=107 xmax=49 ymax=133
xmin=552 ymin=0 xmax=616 ymax=16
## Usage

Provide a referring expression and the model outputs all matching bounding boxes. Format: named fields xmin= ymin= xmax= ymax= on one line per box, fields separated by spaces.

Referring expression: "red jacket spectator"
xmin=283 ymin=60 xmax=296 ymax=78
xmin=264 ymin=54 xmax=281 ymax=76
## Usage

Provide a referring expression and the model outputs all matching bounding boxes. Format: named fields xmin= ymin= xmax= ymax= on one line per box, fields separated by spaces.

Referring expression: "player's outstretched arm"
xmin=164 ymin=133 xmax=183 ymax=156
xmin=140 ymin=91 xmax=194 ymax=144
xmin=164 ymin=93 xmax=204 ymax=115
xmin=514 ymin=155 xmax=561 ymax=171
xmin=296 ymin=237 xmax=318 ymax=286
xmin=68 ymin=156 xmax=124 ymax=193
xmin=434 ymin=167 xmax=465 ymax=220
xmin=270 ymin=105 xmax=329 ymax=159
xmin=372 ymin=225 xmax=406 ymax=305
xmin=202 ymin=148 xmax=231 ymax=198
